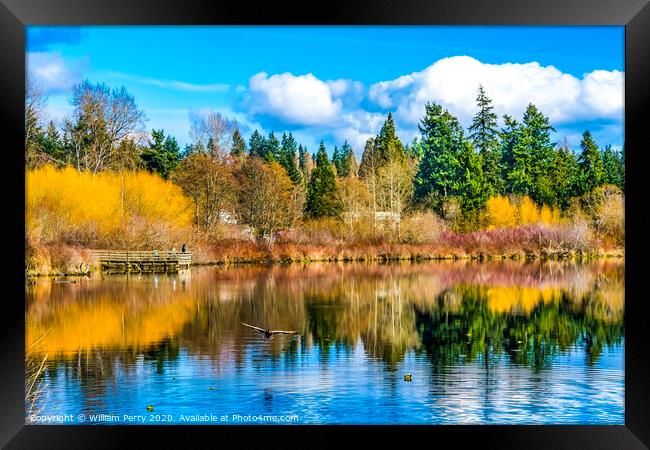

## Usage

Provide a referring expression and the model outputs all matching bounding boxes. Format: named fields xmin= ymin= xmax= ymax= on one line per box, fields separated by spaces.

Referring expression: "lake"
xmin=25 ymin=259 xmax=624 ymax=425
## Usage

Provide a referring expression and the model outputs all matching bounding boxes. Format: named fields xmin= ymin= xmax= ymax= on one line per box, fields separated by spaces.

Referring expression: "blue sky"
xmin=26 ymin=26 xmax=624 ymax=155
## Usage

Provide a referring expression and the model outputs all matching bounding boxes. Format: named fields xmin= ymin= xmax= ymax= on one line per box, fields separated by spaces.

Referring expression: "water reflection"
xmin=26 ymin=260 xmax=624 ymax=424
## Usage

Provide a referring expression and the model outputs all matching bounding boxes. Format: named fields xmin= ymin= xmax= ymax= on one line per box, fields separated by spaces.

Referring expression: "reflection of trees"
xmin=416 ymin=288 xmax=624 ymax=371
xmin=27 ymin=259 xmax=624 ymax=385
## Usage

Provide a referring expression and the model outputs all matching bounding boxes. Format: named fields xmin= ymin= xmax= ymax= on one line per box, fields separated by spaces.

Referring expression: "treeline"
xmin=26 ymin=78 xmax=624 ymax=248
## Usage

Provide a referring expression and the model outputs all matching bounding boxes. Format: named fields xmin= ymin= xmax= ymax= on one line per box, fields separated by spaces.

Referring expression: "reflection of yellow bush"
xmin=26 ymin=296 xmax=197 ymax=355
xmin=485 ymin=286 xmax=560 ymax=313
xmin=26 ymin=165 xmax=193 ymax=245
xmin=486 ymin=195 xmax=561 ymax=229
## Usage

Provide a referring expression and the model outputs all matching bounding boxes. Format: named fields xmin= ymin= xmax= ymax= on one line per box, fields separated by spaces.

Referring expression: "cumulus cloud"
xmin=368 ymin=56 xmax=623 ymax=127
xmin=245 ymin=72 xmax=343 ymax=126
xmin=27 ymin=52 xmax=87 ymax=94
xmin=236 ymin=56 xmax=623 ymax=154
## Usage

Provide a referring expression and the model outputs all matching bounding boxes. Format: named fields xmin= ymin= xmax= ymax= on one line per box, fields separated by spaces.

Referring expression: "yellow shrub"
xmin=518 ymin=196 xmax=539 ymax=224
xmin=486 ymin=195 xmax=562 ymax=229
xmin=486 ymin=196 xmax=517 ymax=229
xmin=26 ymin=165 xmax=192 ymax=246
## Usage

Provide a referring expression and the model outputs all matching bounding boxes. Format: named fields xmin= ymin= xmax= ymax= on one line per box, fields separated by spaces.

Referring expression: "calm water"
xmin=26 ymin=260 xmax=624 ymax=425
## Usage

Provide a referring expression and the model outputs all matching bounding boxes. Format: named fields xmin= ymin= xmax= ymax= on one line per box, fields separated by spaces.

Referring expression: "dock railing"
xmin=88 ymin=250 xmax=191 ymax=272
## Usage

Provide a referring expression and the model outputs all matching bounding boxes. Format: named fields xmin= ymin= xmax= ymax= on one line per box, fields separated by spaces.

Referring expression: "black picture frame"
xmin=1 ymin=0 xmax=648 ymax=448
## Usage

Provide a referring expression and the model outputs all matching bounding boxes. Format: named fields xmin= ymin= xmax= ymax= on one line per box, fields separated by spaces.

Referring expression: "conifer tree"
xmin=577 ymin=130 xmax=605 ymax=194
xmin=602 ymin=145 xmax=624 ymax=190
xmin=457 ymin=140 xmax=489 ymax=217
xmin=280 ymin=132 xmax=302 ymax=184
xmin=413 ymin=102 xmax=464 ymax=203
xmin=468 ymin=85 xmax=503 ymax=196
xmin=42 ymin=120 xmax=66 ymax=166
xmin=375 ymin=112 xmax=405 ymax=165
xmin=248 ymin=129 xmax=265 ymax=158
xmin=305 ymin=141 xmax=340 ymax=218
xmin=230 ymin=129 xmax=247 ymax=156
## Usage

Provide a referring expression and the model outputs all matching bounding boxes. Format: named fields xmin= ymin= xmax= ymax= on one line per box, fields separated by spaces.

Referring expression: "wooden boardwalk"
xmin=89 ymin=250 xmax=191 ymax=273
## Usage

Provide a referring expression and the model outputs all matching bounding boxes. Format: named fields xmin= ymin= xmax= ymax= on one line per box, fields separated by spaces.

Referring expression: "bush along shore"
xmin=26 ymin=82 xmax=624 ymax=277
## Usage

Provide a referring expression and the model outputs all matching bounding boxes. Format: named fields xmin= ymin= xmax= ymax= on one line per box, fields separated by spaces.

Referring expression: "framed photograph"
xmin=2 ymin=0 xmax=648 ymax=447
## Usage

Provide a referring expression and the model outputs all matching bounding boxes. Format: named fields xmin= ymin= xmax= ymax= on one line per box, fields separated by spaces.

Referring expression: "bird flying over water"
xmin=241 ymin=322 xmax=297 ymax=340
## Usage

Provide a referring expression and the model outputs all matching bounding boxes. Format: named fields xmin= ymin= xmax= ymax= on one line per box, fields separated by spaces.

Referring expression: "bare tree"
xmin=65 ymin=81 xmax=146 ymax=173
xmin=25 ymin=73 xmax=47 ymax=166
xmin=189 ymin=111 xmax=237 ymax=160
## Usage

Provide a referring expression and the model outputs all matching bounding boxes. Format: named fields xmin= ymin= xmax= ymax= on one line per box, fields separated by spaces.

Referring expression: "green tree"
xmin=468 ymin=85 xmax=503 ymax=196
xmin=230 ymin=129 xmax=247 ymax=156
xmin=577 ymin=130 xmax=605 ymax=194
xmin=375 ymin=112 xmax=405 ymax=164
xmin=41 ymin=121 xmax=66 ymax=166
xmin=280 ymin=132 xmax=302 ymax=184
xmin=140 ymin=129 xmax=180 ymax=179
xmin=457 ymin=140 xmax=489 ymax=216
xmin=602 ymin=145 xmax=624 ymax=190
xmin=248 ymin=130 xmax=266 ymax=158
xmin=550 ymin=145 xmax=580 ymax=209
xmin=413 ymin=102 xmax=464 ymax=205
xmin=305 ymin=142 xmax=341 ymax=218
xmin=263 ymin=132 xmax=281 ymax=162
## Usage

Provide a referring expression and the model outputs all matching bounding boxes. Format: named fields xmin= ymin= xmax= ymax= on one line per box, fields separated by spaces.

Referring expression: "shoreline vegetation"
xmin=25 ymin=80 xmax=624 ymax=276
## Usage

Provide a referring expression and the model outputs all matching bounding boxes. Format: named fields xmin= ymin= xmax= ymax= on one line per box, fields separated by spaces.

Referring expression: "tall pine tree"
xmin=413 ymin=102 xmax=464 ymax=203
xmin=305 ymin=141 xmax=340 ymax=218
xmin=231 ymin=129 xmax=247 ymax=156
xmin=577 ymin=130 xmax=605 ymax=194
xmin=468 ymin=85 xmax=503 ymax=196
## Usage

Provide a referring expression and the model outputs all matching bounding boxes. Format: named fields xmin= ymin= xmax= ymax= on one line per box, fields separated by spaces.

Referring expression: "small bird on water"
xmin=404 ymin=374 xmax=412 ymax=382
xmin=241 ymin=322 xmax=297 ymax=340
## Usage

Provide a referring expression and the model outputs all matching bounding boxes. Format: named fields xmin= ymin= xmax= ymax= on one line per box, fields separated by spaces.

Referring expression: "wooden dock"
xmin=90 ymin=250 xmax=191 ymax=273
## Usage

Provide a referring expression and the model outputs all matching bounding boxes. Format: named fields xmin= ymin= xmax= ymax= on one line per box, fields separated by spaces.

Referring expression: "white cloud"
xmin=246 ymin=72 xmax=343 ymax=126
xmin=368 ymin=56 xmax=623 ymax=127
xmin=27 ymin=51 xmax=87 ymax=94
xmin=105 ymin=72 xmax=231 ymax=93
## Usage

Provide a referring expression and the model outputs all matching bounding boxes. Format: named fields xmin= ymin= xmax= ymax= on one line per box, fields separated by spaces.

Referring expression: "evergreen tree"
xmin=577 ymin=130 xmax=605 ymax=194
xmin=413 ymin=102 xmax=464 ymax=203
xmin=248 ymin=129 xmax=265 ymax=158
xmin=522 ymin=104 xmax=556 ymax=205
xmin=550 ymin=145 xmax=580 ymax=209
xmin=280 ymin=132 xmax=302 ymax=184
xmin=358 ymin=138 xmax=379 ymax=180
xmin=41 ymin=121 xmax=66 ymax=166
xmin=140 ymin=129 xmax=180 ymax=179
xmin=468 ymin=85 xmax=503 ymax=196
xmin=339 ymin=140 xmax=355 ymax=177
xmin=305 ymin=141 xmax=340 ymax=218
xmin=206 ymin=136 xmax=216 ymax=156
xmin=332 ymin=145 xmax=342 ymax=175
xmin=457 ymin=140 xmax=489 ymax=216
xmin=602 ymin=145 xmax=624 ymax=190
xmin=375 ymin=112 xmax=405 ymax=165
xmin=230 ymin=129 xmax=247 ymax=156
xmin=263 ymin=132 xmax=281 ymax=162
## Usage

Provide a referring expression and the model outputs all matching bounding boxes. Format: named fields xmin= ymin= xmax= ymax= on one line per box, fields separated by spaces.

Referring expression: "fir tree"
xmin=305 ymin=141 xmax=340 ymax=218
xmin=248 ymin=129 xmax=265 ymax=158
xmin=413 ymin=102 xmax=464 ymax=203
xmin=375 ymin=112 xmax=405 ymax=165
xmin=468 ymin=85 xmax=503 ymax=196
xmin=42 ymin=120 xmax=66 ymax=166
xmin=577 ymin=130 xmax=605 ymax=194
xmin=457 ymin=140 xmax=489 ymax=217
xmin=230 ymin=129 xmax=247 ymax=156
xmin=280 ymin=132 xmax=302 ymax=184
xmin=602 ymin=145 xmax=624 ymax=190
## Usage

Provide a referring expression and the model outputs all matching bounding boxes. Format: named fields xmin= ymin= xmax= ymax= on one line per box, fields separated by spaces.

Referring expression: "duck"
xmin=146 ymin=405 xmax=154 ymax=411
xmin=241 ymin=322 xmax=297 ymax=340
xmin=404 ymin=373 xmax=412 ymax=382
